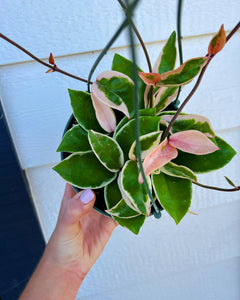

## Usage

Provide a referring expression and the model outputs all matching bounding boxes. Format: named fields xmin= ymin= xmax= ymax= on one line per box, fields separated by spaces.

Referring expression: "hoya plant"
xmin=1 ymin=0 xmax=239 ymax=234
xmin=52 ymin=24 xmax=238 ymax=234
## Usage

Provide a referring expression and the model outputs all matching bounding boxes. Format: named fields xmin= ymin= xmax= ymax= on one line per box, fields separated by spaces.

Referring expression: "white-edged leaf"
xmin=91 ymin=92 xmax=116 ymax=132
xmin=121 ymin=160 xmax=151 ymax=216
xmin=158 ymin=57 xmax=208 ymax=87
xmin=160 ymin=161 xmax=197 ymax=181
xmin=106 ymin=199 xmax=141 ymax=219
xmin=139 ymin=139 xmax=178 ymax=184
xmin=92 ymin=70 xmax=134 ymax=118
xmin=53 ymin=152 xmax=116 ymax=189
xmin=161 ymin=114 xmax=215 ymax=137
xmin=129 ymin=131 xmax=162 ymax=160
xmin=154 ymin=86 xmax=178 ymax=113
xmin=88 ymin=130 xmax=124 ymax=172
xmin=152 ymin=173 xmax=192 ymax=224
xmin=153 ymin=31 xmax=177 ymax=74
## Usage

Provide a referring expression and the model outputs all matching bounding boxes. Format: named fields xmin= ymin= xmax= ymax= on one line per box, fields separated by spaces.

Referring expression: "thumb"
xmin=57 ymin=189 xmax=96 ymax=239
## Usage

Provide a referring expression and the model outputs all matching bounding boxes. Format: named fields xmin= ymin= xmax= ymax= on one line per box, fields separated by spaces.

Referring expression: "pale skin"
xmin=19 ymin=183 xmax=118 ymax=300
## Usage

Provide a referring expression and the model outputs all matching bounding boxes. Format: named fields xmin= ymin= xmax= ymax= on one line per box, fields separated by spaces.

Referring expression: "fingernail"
xmin=80 ymin=189 xmax=95 ymax=204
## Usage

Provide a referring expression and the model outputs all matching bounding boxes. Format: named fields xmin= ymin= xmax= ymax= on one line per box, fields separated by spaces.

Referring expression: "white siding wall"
xmin=1 ymin=1 xmax=240 ymax=299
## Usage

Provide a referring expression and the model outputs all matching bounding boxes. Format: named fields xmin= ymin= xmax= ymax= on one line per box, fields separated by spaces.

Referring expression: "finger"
xmin=58 ymin=183 xmax=77 ymax=219
xmin=58 ymin=189 xmax=96 ymax=236
xmin=63 ymin=183 xmax=77 ymax=199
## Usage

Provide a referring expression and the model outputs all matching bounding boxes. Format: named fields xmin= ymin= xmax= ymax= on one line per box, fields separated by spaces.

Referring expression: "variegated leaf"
xmin=115 ymin=116 xmax=161 ymax=161
xmin=69 ymin=89 xmax=105 ymax=133
xmin=138 ymin=72 xmax=161 ymax=86
xmin=104 ymin=179 xmax=146 ymax=234
xmin=157 ymin=57 xmax=208 ymax=87
xmin=169 ymin=130 xmax=219 ymax=155
xmin=160 ymin=161 xmax=197 ymax=181
xmin=106 ymin=199 xmax=141 ymax=219
xmin=153 ymin=31 xmax=177 ymax=74
xmin=152 ymin=173 xmax=192 ymax=224
xmin=91 ymin=92 xmax=116 ymax=132
xmin=53 ymin=152 xmax=116 ymax=189
xmin=208 ymin=24 xmax=226 ymax=56
xmin=92 ymin=70 xmax=134 ymax=118
xmin=111 ymin=53 xmax=145 ymax=109
xmin=161 ymin=114 xmax=215 ymax=137
xmin=139 ymin=139 xmax=178 ymax=184
xmin=121 ymin=160 xmax=152 ymax=216
xmin=173 ymin=136 xmax=237 ymax=173
xmin=129 ymin=131 xmax=162 ymax=160
xmin=57 ymin=125 xmax=91 ymax=153
xmin=88 ymin=130 xmax=124 ymax=172
xmin=154 ymin=86 xmax=178 ymax=113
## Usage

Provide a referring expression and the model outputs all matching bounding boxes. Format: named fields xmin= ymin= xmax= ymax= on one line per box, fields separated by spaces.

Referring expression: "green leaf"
xmin=224 ymin=176 xmax=238 ymax=188
xmin=53 ymin=152 xmax=116 ymax=189
xmin=160 ymin=162 xmax=197 ymax=181
xmin=129 ymin=131 xmax=162 ymax=160
xmin=173 ymin=136 xmax=237 ymax=173
xmin=112 ymin=53 xmax=145 ymax=109
xmin=104 ymin=180 xmax=146 ymax=234
xmin=152 ymin=173 xmax=192 ymax=224
xmin=69 ymin=89 xmax=105 ymax=133
xmin=115 ymin=116 xmax=161 ymax=160
xmin=95 ymin=72 xmax=134 ymax=117
xmin=113 ymin=116 xmax=129 ymax=139
xmin=57 ymin=125 xmax=91 ymax=153
xmin=121 ymin=160 xmax=151 ymax=216
xmin=159 ymin=57 xmax=208 ymax=87
xmin=106 ymin=199 xmax=141 ymax=218
xmin=154 ymin=31 xmax=177 ymax=74
xmin=113 ymin=108 xmax=157 ymax=139
xmin=88 ymin=130 xmax=124 ymax=172
xmin=138 ymin=107 xmax=157 ymax=117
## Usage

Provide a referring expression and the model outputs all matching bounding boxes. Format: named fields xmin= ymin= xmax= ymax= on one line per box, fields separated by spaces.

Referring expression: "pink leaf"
xmin=91 ymin=92 xmax=116 ymax=133
xmin=138 ymin=139 xmax=178 ymax=184
xmin=138 ymin=72 xmax=161 ymax=86
xmin=169 ymin=130 xmax=219 ymax=155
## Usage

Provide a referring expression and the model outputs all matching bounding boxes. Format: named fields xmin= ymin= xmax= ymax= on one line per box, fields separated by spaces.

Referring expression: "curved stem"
xmin=117 ymin=0 xmax=152 ymax=72
xmin=0 ymin=33 xmax=91 ymax=84
xmin=87 ymin=19 xmax=128 ymax=92
xmin=226 ymin=20 xmax=240 ymax=42
xmin=172 ymin=0 xmax=184 ymax=107
xmin=193 ymin=181 xmax=240 ymax=192
xmin=87 ymin=0 xmax=140 ymax=92
xmin=126 ymin=1 xmax=161 ymax=218
xmin=177 ymin=0 xmax=184 ymax=66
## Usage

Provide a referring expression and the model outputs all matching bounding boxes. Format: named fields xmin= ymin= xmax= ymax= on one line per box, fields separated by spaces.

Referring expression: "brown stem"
xmin=226 ymin=21 xmax=240 ymax=42
xmin=117 ymin=0 xmax=152 ymax=73
xmin=0 ymin=33 xmax=91 ymax=84
xmin=162 ymin=21 xmax=240 ymax=140
xmin=162 ymin=58 xmax=211 ymax=139
xmin=193 ymin=181 xmax=240 ymax=192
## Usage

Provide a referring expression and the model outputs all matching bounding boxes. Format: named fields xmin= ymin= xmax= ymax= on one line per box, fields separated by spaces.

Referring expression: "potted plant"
xmin=1 ymin=0 xmax=239 ymax=235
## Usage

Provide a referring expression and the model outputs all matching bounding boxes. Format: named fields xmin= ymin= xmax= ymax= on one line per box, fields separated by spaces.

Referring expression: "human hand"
xmin=45 ymin=183 xmax=118 ymax=282
xmin=19 ymin=183 xmax=117 ymax=300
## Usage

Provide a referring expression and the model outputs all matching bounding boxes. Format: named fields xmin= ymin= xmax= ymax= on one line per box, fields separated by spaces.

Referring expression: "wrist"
xmin=19 ymin=251 xmax=83 ymax=300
